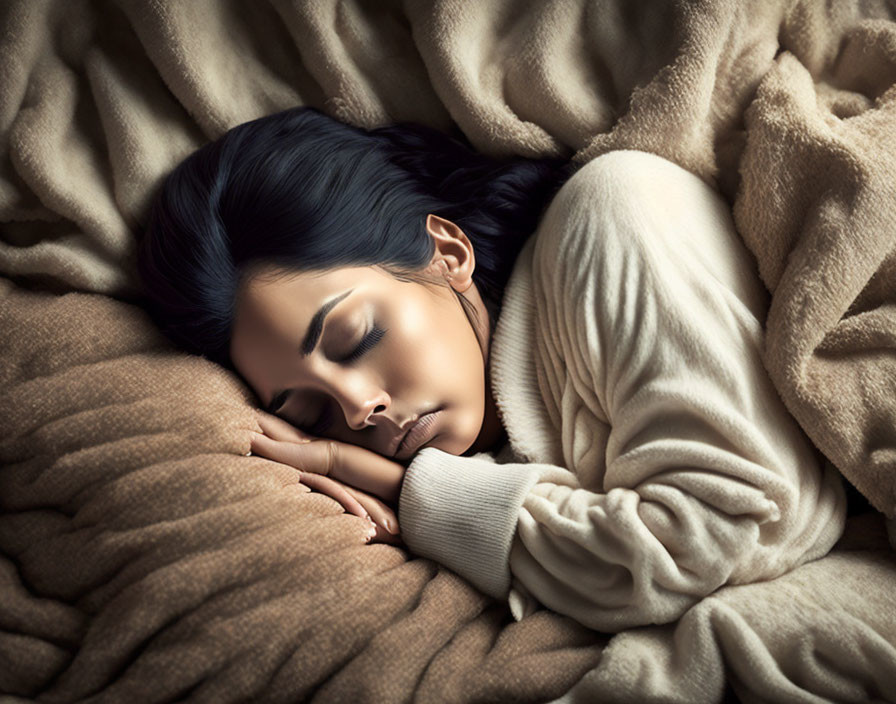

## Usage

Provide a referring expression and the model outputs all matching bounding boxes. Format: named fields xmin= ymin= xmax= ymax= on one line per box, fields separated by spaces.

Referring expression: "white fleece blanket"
xmin=2 ymin=1 xmax=896 ymax=702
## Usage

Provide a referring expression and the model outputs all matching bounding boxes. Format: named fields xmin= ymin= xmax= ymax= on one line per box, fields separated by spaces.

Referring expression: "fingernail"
xmin=384 ymin=518 xmax=398 ymax=535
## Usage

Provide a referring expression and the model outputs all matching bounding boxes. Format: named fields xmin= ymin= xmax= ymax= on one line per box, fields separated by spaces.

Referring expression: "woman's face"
xmin=229 ymin=215 xmax=499 ymax=462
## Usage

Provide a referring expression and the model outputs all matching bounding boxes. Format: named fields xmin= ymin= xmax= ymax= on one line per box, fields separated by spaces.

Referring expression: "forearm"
xmin=398 ymin=447 xmax=542 ymax=598
xmin=396 ymin=445 xmax=813 ymax=633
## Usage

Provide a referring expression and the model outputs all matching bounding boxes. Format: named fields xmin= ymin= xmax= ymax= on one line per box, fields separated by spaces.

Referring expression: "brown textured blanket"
xmin=0 ymin=278 xmax=604 ymax=701
xmin=2 ymin=0 xmax=896 ymax=701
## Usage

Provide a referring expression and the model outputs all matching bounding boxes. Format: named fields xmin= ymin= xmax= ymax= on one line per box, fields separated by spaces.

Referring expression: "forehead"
xmin=235 ymin=265 xmax=382 ymax=323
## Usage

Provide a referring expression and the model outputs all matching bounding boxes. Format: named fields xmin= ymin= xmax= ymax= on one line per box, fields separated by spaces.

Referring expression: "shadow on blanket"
xmin=2 ymin=0 xmax=896 ymax=700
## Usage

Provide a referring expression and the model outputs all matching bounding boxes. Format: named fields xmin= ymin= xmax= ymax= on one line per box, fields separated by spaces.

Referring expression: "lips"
xmin=387 ymin=415 xmax=420 ymax=458
xmin=393 ymin=409 xmax=442 ymax=460
xmin=383 ymin=407 xmax=444 ymax=458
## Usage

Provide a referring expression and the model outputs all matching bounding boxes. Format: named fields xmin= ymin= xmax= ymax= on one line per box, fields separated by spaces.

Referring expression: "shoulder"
xmin=530 ymin=150 xmax=731 ymax=275
xmin=529 ymin=151 xmax=672 ymax=279
xmin=556 ymin=150 xmax=712 ymax=203
xmin=526 ymin=149 xmax=770 ymax=328
xmin=535 ymin=150 xmax=715 ymax=242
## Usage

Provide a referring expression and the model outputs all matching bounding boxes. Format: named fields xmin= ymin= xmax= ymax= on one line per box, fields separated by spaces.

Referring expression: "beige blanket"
xmin=2 ymin=0 xmax=896 ymax=701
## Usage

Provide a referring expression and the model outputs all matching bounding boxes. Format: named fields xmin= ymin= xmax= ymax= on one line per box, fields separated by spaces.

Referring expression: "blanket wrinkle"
xmin=736 ymin=48 xmax=896 ymax=521
xmin=2 ymin=0 xmax=896 ymax=701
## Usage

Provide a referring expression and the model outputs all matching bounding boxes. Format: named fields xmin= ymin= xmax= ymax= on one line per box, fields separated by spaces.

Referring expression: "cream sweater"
xmin=397 ymin=150 xmax=847 ymax=633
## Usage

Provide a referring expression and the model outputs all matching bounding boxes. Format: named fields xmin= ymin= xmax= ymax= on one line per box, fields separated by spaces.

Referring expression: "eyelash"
xmin=340 ymin=325 xmax=386 ymax=363
xmin=270 ymin=325 xmax=387 ymax=432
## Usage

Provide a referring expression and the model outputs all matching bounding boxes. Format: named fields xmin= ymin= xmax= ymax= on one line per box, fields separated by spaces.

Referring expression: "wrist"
xmin=381 ymin=456 xmax=406 ymax=505
xmin=337 ymin=442 xmax=406 ymax=504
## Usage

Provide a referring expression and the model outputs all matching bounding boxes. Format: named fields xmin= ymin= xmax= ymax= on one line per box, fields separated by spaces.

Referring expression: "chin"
xmin=450 ymin=418 xmax=488 ymax=456
xmin=409 ymin=407 xmax=483 ymax=458
xmin=432 ymin=433 xmax=469 ymax=457
xmin=430 ymin=420 xmax=476 ymax=457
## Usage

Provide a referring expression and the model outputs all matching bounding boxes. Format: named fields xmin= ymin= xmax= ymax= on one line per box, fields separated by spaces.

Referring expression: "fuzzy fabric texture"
xmin=2 ymin=0 xmax=896 ymax=701
xmin=1 ymin=0 xmax=894 ymax=521
xmin=0 ymin=277 xmax=605 ymax=702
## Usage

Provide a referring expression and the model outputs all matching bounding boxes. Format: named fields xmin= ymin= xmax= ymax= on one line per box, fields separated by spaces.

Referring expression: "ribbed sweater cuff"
xmin=398 ymin=447 xmax=541 ymax=599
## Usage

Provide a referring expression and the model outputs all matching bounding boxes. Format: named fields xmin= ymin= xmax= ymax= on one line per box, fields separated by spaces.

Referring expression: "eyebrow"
xmin=264 ymin=288 xmax=354 ymax=413
xmin=301 ymin=288 xmax=354 ymax=357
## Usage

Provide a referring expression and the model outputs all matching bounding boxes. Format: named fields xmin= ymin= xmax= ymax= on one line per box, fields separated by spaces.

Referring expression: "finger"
xmin=369 ymin=524 xmax=404 ymax=546
xmin=341 ymin=492 xmax=401 ymax=545
xmin=298 ymin=472 xmax=368 ymax=520
xmin=299 ymin=473 xmax=380 ymax=543
xmin=254 ymin=408 xmax=316 ymax=443
xmin=250 ymin=431 xmax=332 ymax=476
xmin=342 ymin=484 xmax=400 ymax=535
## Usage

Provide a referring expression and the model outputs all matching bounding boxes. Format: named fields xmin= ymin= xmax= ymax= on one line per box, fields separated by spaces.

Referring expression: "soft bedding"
xmin=0 ymin=277 xmax=604 ymax=701
xmin=2 ymin=0 xmax=896 ymax=701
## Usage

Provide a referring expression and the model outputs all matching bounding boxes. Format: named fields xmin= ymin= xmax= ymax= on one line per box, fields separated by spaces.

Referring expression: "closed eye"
xmin=265 ymin=326 xmax=387 ymax=416
xmin=301 ymin=325 xmax=387 ymax=434
xmin=341 ymin=325 xmax=386 ymax=364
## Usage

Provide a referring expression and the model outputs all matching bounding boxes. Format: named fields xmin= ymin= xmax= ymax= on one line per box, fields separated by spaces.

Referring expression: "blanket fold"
xmin=735 ymin=47 xmax=896 ymax=518
xmin=2 ymin=0 xmax=896 ymax=701
xmin=0 ymin=277 xmax=605 ymax=701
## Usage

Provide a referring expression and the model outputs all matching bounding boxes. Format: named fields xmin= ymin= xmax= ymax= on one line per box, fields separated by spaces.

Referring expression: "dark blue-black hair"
xmin=136 ymin=106 xmax=574 ymax=371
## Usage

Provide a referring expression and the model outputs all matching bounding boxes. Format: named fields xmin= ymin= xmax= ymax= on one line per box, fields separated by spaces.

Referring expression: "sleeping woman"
xmin=136 ymin=106 xmax=847 ymax=632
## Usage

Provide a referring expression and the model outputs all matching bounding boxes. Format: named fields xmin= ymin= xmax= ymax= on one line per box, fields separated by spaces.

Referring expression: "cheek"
xmin=394 ymin=297 xmax=482 ymax=388
xmin=387 ymin=306 xmax=447 ymax=389
xmin=382 ymin=291 xmax=487 ymax=446
xmin=412 ymin=301 xmax=487 ymax=446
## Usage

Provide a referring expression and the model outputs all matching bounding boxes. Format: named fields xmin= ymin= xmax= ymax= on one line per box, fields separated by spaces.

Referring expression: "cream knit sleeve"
xmin=399 ymin=151 xmax=847 ymax=633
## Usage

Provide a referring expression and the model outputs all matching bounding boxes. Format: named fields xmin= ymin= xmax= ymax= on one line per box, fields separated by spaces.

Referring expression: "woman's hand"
xmin=249 ymin=409 xmax=406 ymax=537
xmin=298 ymin=472 xmax=403 ymax=545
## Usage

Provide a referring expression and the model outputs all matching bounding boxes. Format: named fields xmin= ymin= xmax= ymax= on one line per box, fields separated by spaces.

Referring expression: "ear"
xmin=423 ymin=214 xmax=476 ymax=293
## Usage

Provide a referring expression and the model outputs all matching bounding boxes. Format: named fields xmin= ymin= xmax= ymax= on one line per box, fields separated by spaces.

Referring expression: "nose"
xmin=326 ymin=372 xmax=390 ymax=431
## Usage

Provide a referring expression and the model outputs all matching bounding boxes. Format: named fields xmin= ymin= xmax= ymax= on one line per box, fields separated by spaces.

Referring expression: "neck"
xmin=465 ymin=367 xmax=506 ymax=456
xmin=457 ymin=282 xmax=506 ymax=455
